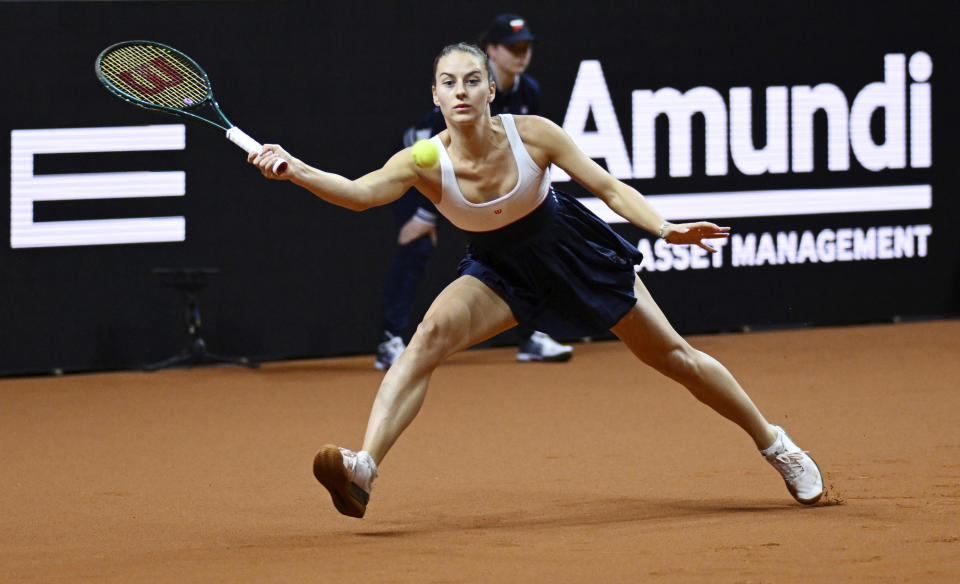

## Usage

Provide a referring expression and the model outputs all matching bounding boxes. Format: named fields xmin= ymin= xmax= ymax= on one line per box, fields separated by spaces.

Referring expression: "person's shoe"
xmin=375 ymin=331 xmax=406 ymax=371
xmin=312 ymin=445 xmax=378 ymax=518
xmin=516 ymin=331 xmax=573 ymax=362
xmin=761 ymin=425 xmax=824 ymax=505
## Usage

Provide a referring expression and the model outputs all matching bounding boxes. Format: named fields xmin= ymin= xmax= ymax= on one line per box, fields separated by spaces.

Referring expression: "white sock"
xmin=354 ymin=450 xmax=379 ymax=492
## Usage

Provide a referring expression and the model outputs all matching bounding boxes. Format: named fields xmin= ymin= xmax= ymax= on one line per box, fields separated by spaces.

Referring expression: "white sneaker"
xmin=312 ymin=445 xmax=378 ymax=518
xmin=375 ymin=332 xmax=406 ymax=371
xmin=516 ymin=331 xmax=573 ymax=362
xmin=761 ymin=425 xmax=824 ymax=505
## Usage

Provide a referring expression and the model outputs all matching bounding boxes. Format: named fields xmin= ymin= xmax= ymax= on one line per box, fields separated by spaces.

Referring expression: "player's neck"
xmin=447 ymin=115 xmax=502 ymax=161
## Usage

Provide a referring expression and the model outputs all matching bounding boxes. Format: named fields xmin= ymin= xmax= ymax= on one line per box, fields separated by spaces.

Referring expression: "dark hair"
xmin=432 ymin=42 xmax=492 ymax=85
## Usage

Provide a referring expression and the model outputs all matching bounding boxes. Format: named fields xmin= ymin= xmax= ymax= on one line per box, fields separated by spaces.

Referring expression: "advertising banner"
xmin=1 ymin=2 xmax=955 ymax=374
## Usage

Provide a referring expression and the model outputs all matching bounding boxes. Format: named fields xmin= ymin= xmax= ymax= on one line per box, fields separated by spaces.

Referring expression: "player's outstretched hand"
xmin=664 ymin=221 xmax=730 ymax=253
xmin=249 ymin=144 xmax=295 ymax=179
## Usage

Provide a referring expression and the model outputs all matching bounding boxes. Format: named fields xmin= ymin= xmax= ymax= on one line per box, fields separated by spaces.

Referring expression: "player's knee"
xmin=410 ymin=317 xmax=451 ymax=362
xmin=662 ymin=344 xmax=702 ymax=383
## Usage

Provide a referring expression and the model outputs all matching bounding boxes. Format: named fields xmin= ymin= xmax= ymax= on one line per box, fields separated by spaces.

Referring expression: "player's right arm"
xmin=250 ymin=145 xmax=431 ymax=211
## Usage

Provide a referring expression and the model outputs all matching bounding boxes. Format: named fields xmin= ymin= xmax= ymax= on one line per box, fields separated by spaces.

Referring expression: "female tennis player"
xmin=248 ymin=43 xmax=824 ymax=517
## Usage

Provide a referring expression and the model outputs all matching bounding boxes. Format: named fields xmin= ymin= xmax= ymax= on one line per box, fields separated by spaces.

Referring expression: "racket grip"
xmin=226 ymin=126 xmax=288 ymax=173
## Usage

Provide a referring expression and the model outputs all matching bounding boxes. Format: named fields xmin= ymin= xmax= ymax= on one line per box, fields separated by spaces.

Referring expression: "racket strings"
xmin=99 ymin=44 xmax=209 ymax=110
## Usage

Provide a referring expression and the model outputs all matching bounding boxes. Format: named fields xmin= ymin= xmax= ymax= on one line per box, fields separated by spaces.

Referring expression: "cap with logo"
xmin=481 ymin=13 xmax=536 ymax=46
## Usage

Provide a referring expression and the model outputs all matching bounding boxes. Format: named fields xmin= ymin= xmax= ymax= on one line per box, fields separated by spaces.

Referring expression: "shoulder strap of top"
xmin=499 ymin=113 xmax=542 ymax=174
xmin=431 ymin=134 xmax=463 ymax=200
xmin=499 ymin=114 xmax=525 ymax=155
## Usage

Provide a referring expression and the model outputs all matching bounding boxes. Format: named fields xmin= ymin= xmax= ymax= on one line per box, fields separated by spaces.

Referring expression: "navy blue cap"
xmin=482 ymin=14 xmax=536 ymax=46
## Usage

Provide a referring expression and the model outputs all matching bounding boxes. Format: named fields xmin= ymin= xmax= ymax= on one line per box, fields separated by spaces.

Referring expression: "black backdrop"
xmin=1 ymin=1 xmax=957 ymax=375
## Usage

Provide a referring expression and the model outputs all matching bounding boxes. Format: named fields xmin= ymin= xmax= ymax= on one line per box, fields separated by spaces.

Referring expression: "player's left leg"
xmin=611 ymin=276 xmax=775 ymax=447
xmin=610 ymin=276 xmax=823 ymax=504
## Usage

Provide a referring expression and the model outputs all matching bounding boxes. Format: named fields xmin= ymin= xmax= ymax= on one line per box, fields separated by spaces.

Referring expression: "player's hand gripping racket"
xmin=95 ymin=40 xmax=287 ymax=173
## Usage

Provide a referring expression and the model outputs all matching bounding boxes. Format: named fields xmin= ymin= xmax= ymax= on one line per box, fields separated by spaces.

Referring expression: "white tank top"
xmin=432 ymin=114 xmax=550 ymax=232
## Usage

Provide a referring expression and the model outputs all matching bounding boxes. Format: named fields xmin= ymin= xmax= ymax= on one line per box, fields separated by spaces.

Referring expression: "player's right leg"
xmin=364 ymin=275 xmax=517 ymax=461
xmin=313 ymin=275 xmax=517 ymax=517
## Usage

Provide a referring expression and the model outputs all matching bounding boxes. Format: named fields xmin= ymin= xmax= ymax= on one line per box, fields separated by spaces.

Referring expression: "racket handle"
xmin=226 ymin=126 xmax=288 ymax=173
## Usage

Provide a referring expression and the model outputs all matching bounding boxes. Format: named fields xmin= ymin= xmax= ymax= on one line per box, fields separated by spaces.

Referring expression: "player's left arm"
xmin=519 ymin=116 xmax=729 ymax=252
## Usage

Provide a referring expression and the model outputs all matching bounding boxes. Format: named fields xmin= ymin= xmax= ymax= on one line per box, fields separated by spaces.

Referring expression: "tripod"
xmin=143 ymin=268 xmax=258 ymax=371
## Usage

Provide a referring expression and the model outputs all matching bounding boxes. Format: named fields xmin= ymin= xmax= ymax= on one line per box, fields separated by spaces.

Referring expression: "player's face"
xmin=486 ymin=41 xmax=532 ymax=78
xmin=432 ymin=51 xmax=495 ymax=122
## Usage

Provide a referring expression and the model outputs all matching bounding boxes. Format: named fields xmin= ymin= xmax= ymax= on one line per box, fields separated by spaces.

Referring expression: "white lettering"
xmin=756 ymin=232 xmax=777 ymax=265
xmin=797 ymin=231 xmax=819 ymax=264
xmin=850 ymin=54 xmax=906 ymax=171
xmin=632 ymin=86 xmax=728 ymax=178
xmin=690 ymin=242 xmax=712 ymax=269
xmin=10 ymin=125 xmax=186 ymax=248
xmin=637 ymin=225 xmax=929 ymax=271
xmin=791 ymin=83 xmax=849 ymax=172
xmin=909 ymin=52 xmax=932 ymax=168
xmin=558 ymin=53 xmax=932 ymax=182
xmin=816 ymin=229 xmax=837 ymax=263
xmin=836 ymin=228 xmax=854 ymax=261
xmin=637 ymin=237 xmax=726 ymax=271
xmin=776 ymin=231 xmax=798 ymax=264
xmin=914 ymin=224 xmax=931 ymax=256
xmin=877 ymin=226 xmax=894 ymax=259
xmin=731 ymin=233 xmax=757 ymax=267
xmin=553 ymin=60 xmax=632 ymax=182
xmin=729 ymin=86 xmax=789 ymax=175
xmin=855 ymin=227 xmax=877 ymax=260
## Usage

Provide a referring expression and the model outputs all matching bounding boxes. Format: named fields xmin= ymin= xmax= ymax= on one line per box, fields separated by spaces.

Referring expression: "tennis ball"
xmin=411 ymin=139 xmax=439 ymax=169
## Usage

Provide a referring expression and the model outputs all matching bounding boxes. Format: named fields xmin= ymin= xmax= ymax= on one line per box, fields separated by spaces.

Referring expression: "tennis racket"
xmin=95 ymin=40 xmax=287 ymax=173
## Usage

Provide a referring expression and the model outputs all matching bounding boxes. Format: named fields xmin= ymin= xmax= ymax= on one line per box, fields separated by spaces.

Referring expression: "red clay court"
xmin=2 ymin=319 xmax=958 ymax=582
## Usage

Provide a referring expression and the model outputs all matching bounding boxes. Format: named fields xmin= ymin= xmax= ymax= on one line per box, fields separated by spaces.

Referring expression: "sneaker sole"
xmin=516 ymin=351 xmax=573 ymax=363
xmin=778 ymin=428 xmax=825 ymax=505
xmin=312 ymin=445 xmax=369 ymax=518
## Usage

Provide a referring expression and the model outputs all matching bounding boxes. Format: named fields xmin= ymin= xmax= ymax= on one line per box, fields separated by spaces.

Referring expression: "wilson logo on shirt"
xmin=494 ymin=209 xmax=502 ymax=214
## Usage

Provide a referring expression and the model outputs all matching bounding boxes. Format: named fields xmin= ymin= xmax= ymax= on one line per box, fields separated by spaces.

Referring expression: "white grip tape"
xmin=226 ymin=126 xmax=286 ymax=173
xmin=226 ymin=126 xmax=262 ymax=154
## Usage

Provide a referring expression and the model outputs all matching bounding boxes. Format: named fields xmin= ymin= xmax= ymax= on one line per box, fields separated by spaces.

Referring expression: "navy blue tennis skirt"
xmin=458 ymin=190 xmax=643 ymax=338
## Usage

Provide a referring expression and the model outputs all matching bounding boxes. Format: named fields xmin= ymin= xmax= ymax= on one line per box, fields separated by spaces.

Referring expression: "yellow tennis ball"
xmin=411 ymin=139 xmax=439 ymax=169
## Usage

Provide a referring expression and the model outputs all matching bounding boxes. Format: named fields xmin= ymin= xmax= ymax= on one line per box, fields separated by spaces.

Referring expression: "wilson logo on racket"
xmin=117 ymin=58 xmax=185 ymax=95
xmin=96 ymin=40 xmax=287 ymax=173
